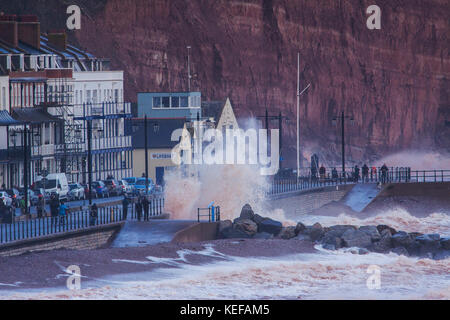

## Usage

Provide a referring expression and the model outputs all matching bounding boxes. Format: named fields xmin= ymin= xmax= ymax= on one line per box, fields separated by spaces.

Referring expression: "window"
xmin=190 ymin=96 xmax=200 ymax=108
xmin=114 ymin=89 xmax=119 ymax=102
xmin=171 ymin=96 xmax=179 ymax=108
xmin=2 ymin=87 xmax=5 ymax=108
xmin=93 ymin=90 xmax=97 ymax=104
xmin=86 ymin=90 xmax=91 ymax=104
xmin=180 ymin=96 xmax=188 ymax=108
xmin=162 ymin=96 xmax=170 ymax=108
xmin=153 ymin=97 xmax=161 ymax=108
xmin=48 ymin=86 xmax=53 ymax=102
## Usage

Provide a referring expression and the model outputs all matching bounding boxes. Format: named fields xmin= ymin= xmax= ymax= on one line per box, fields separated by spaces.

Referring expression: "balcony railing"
xmin=74 ymin=102 xmax=132 ymax=119
xmin=31 ymin=144 xmax=55 ymax=157
xmin=54 ymin=136 xmax=131 ymax=154
xmin=90 ymin=135 xmax=132 ymax=151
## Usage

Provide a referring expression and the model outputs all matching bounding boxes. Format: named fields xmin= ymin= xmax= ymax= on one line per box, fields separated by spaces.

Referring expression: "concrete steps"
xmin=342 ymin=183 xmax=382 ymax=212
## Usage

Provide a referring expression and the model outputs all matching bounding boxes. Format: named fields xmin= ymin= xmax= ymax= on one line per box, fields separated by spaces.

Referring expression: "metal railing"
xmin=128 ymin=195 xmax=166 ymax=220
xmin=73 ymin=102 xmax=132 ymax=118
xmin=0 ymin=195 xmax=166 ymax=244
xmin=0 ymin=206 xmax=122 ymax=244
xmin=268 ymin=168 xmax=450 ymax=196
xmin=197 ymin=206 xmax=221 ymax=222
xmin=267 ymin=177 xmax=350 ymax=196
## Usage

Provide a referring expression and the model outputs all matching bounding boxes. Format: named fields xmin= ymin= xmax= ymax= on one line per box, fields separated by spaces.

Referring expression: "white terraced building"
xmin=0 ymin=14 xmax=132 ymax=188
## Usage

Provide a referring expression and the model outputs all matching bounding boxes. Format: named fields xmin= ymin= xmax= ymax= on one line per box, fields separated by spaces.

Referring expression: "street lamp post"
xmin=20 ymin=124 xmax=40 ymax=215
xmin=132 ymin=116 xmax=160 ymax=197
xmin=144 ymin=115 xmax=149 ymax=196
xmin=257 ymin=110 xmax=289 ymax=173
xmin=23 ymin=124 xmax=28 ymax=215
xmin=87 ymin=120 xmax=93 ymax=206
xmin=332 ymin=111 xmax=354 ymax=178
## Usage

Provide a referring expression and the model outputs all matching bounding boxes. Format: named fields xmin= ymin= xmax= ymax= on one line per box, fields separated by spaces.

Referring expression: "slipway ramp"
xmin=111 ymin=220 xmax=197 ymax=247
xmin=342 ymin=183 xmax=382 ymax=212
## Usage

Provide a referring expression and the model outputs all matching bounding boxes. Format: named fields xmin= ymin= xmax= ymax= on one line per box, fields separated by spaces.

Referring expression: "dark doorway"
xmin=156 ymin=166 xmax=164 ymax=186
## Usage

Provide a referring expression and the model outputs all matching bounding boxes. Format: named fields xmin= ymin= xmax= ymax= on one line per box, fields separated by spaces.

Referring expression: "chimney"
xmin=0 ymin=14 xmax=18 ymax=47
xmin=18 ymin=15 xmax=40 ymax=49
xmin=47 ymin=29 xmax=67 ymax=50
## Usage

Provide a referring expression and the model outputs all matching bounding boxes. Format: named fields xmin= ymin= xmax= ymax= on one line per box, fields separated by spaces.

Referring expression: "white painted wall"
xmin=73 ymin=71 xmax=124 ymax=106
xmin=0 ymin=76 xmax=9 ymax=111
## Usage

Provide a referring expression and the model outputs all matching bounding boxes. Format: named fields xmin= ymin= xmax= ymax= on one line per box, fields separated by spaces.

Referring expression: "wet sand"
xmin=0 ymin=239 xmax=316 ymax=291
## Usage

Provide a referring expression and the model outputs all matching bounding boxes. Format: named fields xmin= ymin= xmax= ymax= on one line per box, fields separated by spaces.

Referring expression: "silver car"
xmin=68 ymin=183 xmax=85 ymax=200
xmin=118 ymin=180 xmax=133 ymax=195
xmin=0 ymin=191 xmax=12 ymax=206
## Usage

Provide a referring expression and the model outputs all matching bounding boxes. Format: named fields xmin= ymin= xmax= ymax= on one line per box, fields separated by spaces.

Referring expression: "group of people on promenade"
xmin=126 ymin=195 xmax=151 ymax=221
xmin=48 ymin=194 xmax=68 ymax=225
xmin=0 ymin=193 xmax=68 ymax=224
xmin=317 ymin=163 xmax=393 ymax=183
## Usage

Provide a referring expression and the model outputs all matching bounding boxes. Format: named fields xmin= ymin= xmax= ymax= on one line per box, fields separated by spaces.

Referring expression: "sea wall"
xmin=171 ymin=222 xmax=219 ymax=243
xmin=271 ymin=184 xmax=355 ymax=215
xmin=0 ymin=222 xmax=123 ymax=257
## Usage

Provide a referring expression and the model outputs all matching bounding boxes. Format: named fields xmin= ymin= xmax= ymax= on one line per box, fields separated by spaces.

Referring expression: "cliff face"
xmin=5 ymin=0 xmax=450 ymax=166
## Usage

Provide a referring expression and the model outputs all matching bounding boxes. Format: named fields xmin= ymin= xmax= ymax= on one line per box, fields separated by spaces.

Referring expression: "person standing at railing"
xmin=371 ymin=166 xmax=377 ymax=182
xmin=135 ymin=196 xmax=143 ymax=221
xmin=143 ymin=196 xmax=149 ymax=221
xmin=331 ymin=168 xmax=338 ymax=182
xmin=19 ymin=197 xmax=26 ymax=217
xmin=362 ymin=164 xmax=369 ymax=183
xmin=59 ymin=200 xmax=68 ymax=226
xmin=4 ymin=203 xmax=14 ymax=224
xmin=89 ymin=203 xmax=98 ymax=226
xmin=50 ymin=194 xmax=59 ymax=226
xmin=354 ymin=165 xmax=360 ymax=182
xmin=36 ymin=195 xmax=45 ymax=218
xmin=122 ymin=196 xmax=129 ymax=221
xmin=381 ymin=164 xmax=388 ymax=184
xmin=319 ymin=165 xmax=326 ymax=181
xmin=0 ymin=200 xmax=7 ymax=223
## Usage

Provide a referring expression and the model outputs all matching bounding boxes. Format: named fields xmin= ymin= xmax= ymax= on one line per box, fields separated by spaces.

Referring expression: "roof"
xmin=201 ymin=101 xmax=224 ymax=122
xmin=11 ymin=107 xmax=62 ymax=123
xmin=0 ymin=110 xmax=23 ymax=126
xmin=125 ymin=118 xmax=186 ymax=149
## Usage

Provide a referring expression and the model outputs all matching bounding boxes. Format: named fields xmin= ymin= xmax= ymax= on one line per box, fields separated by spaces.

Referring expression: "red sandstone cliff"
xmin=3 ymin=0 xmax=450 ymax=166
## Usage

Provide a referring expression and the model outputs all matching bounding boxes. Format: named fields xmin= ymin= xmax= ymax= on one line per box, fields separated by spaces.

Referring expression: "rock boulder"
xmin=258 ymin=218 xmax=283 ymax=236
xmin=278 ymin=226 xmax=297 ymax=239
xmin=341 ymin=229 xmax=372 ymax=248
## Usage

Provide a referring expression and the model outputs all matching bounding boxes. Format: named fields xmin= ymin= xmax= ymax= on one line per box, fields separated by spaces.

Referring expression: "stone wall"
xmin=171 ymin=222 xmax=219 ymax=243
xmin=295 ymin=185 xmax=354 ymax=215
xmin=0 ymin=222 xmax=123 ymax=257
xmin=271 ymin=184 xmax=355 ymax=216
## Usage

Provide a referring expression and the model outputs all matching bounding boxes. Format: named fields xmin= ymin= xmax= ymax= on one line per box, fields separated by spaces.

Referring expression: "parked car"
xmin=134 ymin=178 xmax=155 ymax=195
xmin=123 ymin=177 xmax=141 ymax=195
xmin=0 ymin=191 xmax=12 ymax=206
xmin=103 ymin=179 xmax=123 ymax=196
xmin=5 ymin=188 xmax=20 ymax=206
xmin=118 ymin=180 xmax=133 ymax=196
xmin=34 ymin=173 xmax=70 ymax=200
xmin=123 ymin=177 xmax=138 ymax=185
xmin=68 ymin=183 xmax=86 ymax=200
xmin=18 ymin=188 xmax=39 ymax=206
xmin=92 ymin=181 xmax=109 ymax=198
xmin=81 ymin=183 xmax=97 ymax=199
xmin=33 ymin=188 xmax=49 ymax=201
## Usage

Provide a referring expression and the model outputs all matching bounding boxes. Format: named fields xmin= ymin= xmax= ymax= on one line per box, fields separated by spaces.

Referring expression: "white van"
xmin=34 ymin=173 xmax=70 ymax=200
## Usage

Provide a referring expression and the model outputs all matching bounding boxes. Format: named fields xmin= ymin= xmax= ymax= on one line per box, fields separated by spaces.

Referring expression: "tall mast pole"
xmin=341 ymin=111 xmax=345 ymax=177
xmin=187 ymin=46 xmax=191 ymax=92
xmin=296 ymin=52 xmax=300 ymax=178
